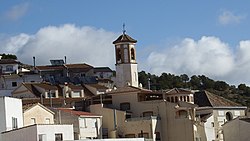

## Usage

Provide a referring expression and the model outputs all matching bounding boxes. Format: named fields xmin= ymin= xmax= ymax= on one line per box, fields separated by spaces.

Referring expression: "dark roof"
xmin=113 ymin=33 xmax=137 ymax=44
xmin=194 ymin=91 xmax=242 ymax=107
xmin=165 ymin=88 xmax=193 ymax=95
xmin=94 ymin=67 xmax=113 ymax=73
xmin=0 ymin=59 xmax=20 ymax=64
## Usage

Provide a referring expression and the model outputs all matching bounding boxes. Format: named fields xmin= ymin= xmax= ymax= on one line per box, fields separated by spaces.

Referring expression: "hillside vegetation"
xmin=138 ymin=71 xmax=250 ymax=107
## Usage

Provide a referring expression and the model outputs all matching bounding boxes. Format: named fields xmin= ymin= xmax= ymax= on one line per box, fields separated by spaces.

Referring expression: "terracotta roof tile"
xmin=165 ymin=88 xmax=193 ymax=95
xmin=57 ymin=108 xmax=100 ymax=117
xmin=0 ymin=59 xmax=20 ymax=64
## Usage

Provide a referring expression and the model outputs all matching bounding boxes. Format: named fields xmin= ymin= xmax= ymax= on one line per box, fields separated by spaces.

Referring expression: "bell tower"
xmin=113 ymin=25 xmax=138 ymax=88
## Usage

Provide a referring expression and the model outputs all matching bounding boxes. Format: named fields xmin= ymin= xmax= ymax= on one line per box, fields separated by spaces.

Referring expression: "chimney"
xmin=64 ymin=56 xmax=67 ymax=64
xmin=33 ymin=56 xmax=36 ymax=68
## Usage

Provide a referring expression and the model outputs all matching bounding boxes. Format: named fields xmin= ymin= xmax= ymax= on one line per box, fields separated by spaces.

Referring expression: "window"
xmin=171 ymin=97 xmax=174 ymax=102
xmin=45 ymin=118 xmax=50 ymax=124
xmin=31 ymin=118 xmax=36 ymax=124
xmin=143 ymin=111 xmax=153 ymax=117
xmin=226 ymin=112 xmax=233 ymax=121
xmin=120 ymin=102 xmax=130 ymax=111
xmin=166 ymin=97 xmax=170 ymax=102
xmin=175 ymin=96 xmax=178 ymax=102
xmin=12 ymin=82 xmax=17 ymax=87
xmin=155 ymin=132 xmax=161 ymax=141
xmin=187 ymin=96 xmax=190 ymax=102
xmin=55 ymin=133 xmax=63 ymax=141
xmin=180 ymin=96 xmax=183 ymax=101
xmin=211 ymin=122 xmax=214 ymax=127
xmin=6 ymin=65 xmax=13 ymax=71
xmin=131 ymin=48 xmax=135 ymax=60
xmin=39 ymin=134 xmax=46 ymax=141
xmin=12 ymin=117 xmax=18 ymax=129
xmin=116 ymin=48 xmax=122 ymax=62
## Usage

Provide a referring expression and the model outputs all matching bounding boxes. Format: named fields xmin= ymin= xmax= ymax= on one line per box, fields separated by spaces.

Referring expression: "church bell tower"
xmin=113 ymin=25 xmax=138 ymax=88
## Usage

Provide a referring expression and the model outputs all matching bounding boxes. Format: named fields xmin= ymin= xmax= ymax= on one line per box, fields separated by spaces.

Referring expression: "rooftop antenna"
xmin=123 ymin=23 xmax=126 ymax=35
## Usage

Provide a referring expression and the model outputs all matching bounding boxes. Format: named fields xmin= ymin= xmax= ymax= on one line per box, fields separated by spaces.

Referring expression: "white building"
xmin=1 ymin=124 xmax=74 ymax=141
xmin=195 ymin=91 xmax=247 ymax=141
xmin=0 ymin=96 xmax=23 ymax=141
xmin=113 ymin=30 xmax=138 ymax=88
xmin=53 ymin=108 xmax=102 ymax=140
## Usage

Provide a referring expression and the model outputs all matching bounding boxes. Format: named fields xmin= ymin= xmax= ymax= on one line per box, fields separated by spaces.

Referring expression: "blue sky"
xmin=1 ymin=1 xmax=250 ymax=86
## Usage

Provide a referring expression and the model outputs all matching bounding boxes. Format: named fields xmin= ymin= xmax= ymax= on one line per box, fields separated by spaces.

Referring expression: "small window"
xmin=226 ymin=112 xmax=233 ymax=121
xmin=187 ymin=96 xmax=190 ymax=102
xmin=211 ymin=122 xmax=214 ymax=127
xmin=39 ymin=134 xmax=46 ymax=141
xmin=12 ymin=82 xmax=17 ymax=87
xmin=12 ymin=117 xmax=18 ymax=129
xmin=155 ymin=132 xmax=161 ymax=141
xmin=131 ymin=48 xmax=135 ymax=60
xmin=45 ymin=118 xmax=50 ymax=124
xmin=6 ymin=65 xmax=13 ymax=71
xmin=180 ymin=96 xmax=183 ymax=101
xmin=171 ymin=97 xmax=174 ymax=102
xmin=175 ymin=96 xmax=178 ymax=102
xmin=31 ymin=118 xmax=36 ymax=124
xmin=120 ymin=102 xmax=130 ymax=111
xmin=55 ymin=133 xmax=63 ymax=141
xmin=166 ymin=97 xmax=170 ymax=102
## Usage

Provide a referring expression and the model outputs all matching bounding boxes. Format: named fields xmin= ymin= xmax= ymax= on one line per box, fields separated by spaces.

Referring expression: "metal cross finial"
xmin=123 ymin=23 xmax=126 ymax=34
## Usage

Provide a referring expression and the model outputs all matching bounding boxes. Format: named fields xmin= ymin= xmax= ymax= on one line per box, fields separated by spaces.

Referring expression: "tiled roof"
xmin=23 ymin=102 xmax=54 ymax=114
xmin=113 ymin=33 xmax=137 ymax=44
xmin=57 ymin=108 xmax=100 ymax=117
xmin=94 ymin=67 xmax=113 ymax=73
xmin=0 ymin=59 xmax=20 ymax=64
xmin=36 ymin=65 xmax=64 ymax=71
xmin=65 ymin=63 xmax=93 ymax=69
xmin=85 ymin=84 xmax=108 ymax=89
xmin=23 ymin=83 xmax=42 ymax=97
xmin=194 ymin=91 xmax=242 ymax=107
xmin=165 ymin=88 xmax=193 ymax=95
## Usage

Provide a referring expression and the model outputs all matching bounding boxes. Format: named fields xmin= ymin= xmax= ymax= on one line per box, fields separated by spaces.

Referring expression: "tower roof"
xmin=113 ymin=33 xmax=137 ymax=44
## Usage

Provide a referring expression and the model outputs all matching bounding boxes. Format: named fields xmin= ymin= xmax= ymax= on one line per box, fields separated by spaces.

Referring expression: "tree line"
xmin=138 ymin=71 xmax=250 ymax=107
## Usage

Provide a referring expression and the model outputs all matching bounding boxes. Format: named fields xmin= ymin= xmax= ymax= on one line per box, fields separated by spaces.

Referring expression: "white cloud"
xmin=145 ymin=36 xmax=250 ymax=85
xmin=218 ymin=10 xmax=246 ymax=25
xmin=2 ymin=24 xmax=250 ymax=85
xmin=0 ymin=24 xmax=117 ymax=67
xmin=4 ymin=2 xmax=29 ymax=21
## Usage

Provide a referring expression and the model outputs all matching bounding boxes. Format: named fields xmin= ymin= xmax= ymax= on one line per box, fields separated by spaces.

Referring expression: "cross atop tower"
xmin=122 ymin=23 xmax=126 ymax=35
